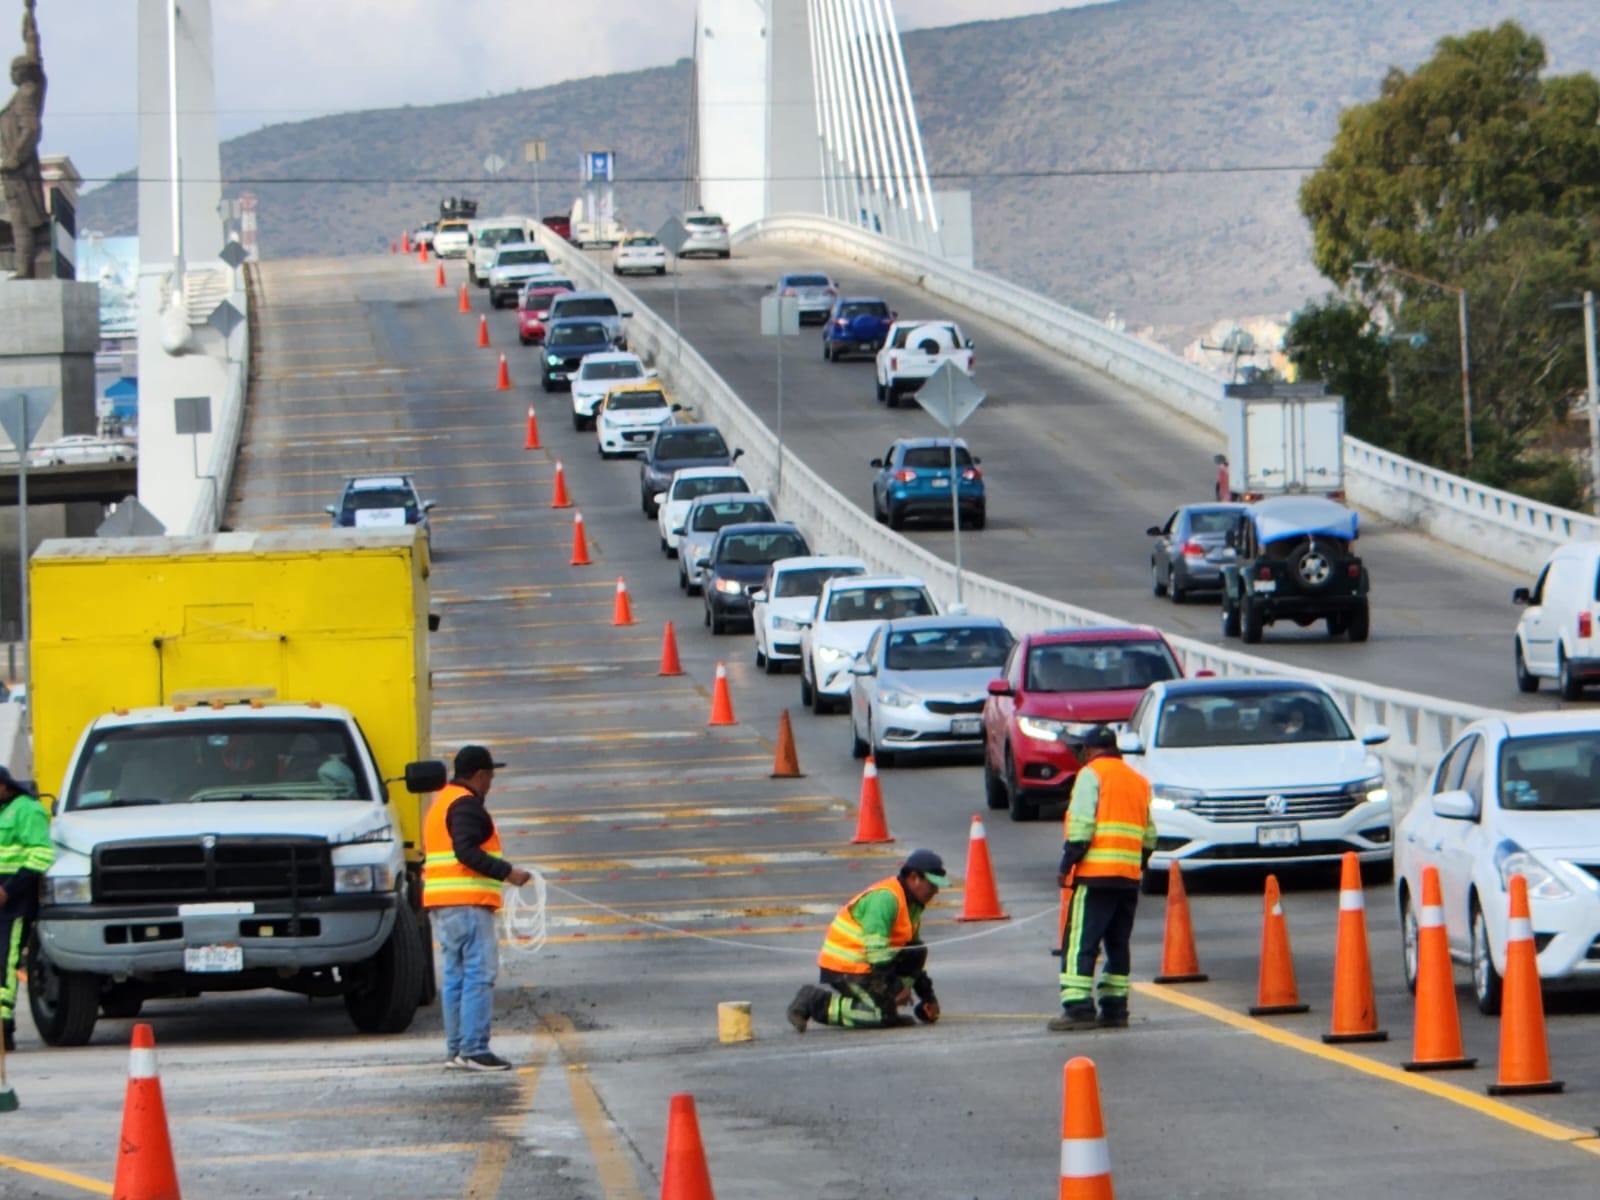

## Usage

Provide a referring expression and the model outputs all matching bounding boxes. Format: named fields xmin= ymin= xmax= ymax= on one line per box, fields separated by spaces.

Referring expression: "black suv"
xmin=640 ymin=425 xmax=743 ymax=518
xmin=1218 ymin=497 xmax=1369 ymax=643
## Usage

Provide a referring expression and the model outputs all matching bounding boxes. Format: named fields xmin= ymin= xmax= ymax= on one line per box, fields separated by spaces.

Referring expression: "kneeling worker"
xmin=788 ymin=849 xmax=946 ymax=1032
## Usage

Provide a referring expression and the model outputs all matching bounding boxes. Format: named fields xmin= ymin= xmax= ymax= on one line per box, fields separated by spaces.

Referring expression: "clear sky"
xmin=25 ymin=1 xmax=1105 ymax=189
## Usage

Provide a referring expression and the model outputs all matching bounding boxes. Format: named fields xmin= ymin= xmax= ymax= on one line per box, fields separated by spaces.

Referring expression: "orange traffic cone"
xmin=1059 ymin=1056 xmax=1115 ymax=1200
xmin=458 ymin=282 xmax=471 ymax=313
xmin=435 ymin=261 xmax=446 ymax=287
xmin=658 ymin=621 xmax=684 ymax=676
xmin=956 ymin=814 xmax=1009 ymax=922
xmin=850 ymin=757 xmax=893 ymax=844
xmin=1151 ymin=861 xmax=1207 ymax=984
xmin=612 ymin=577 xmax=635 ymax=626
xmin=402 ymin=231 xmax=411 ymax=254
xmin=1488 ymin=873 xmax=1563 ymax=1095
xmin=708 ymin=662 xmax=737 ymax=726
xmin=1249 ymin=874 xmax=1309 ymax=1016
xmin=570 ymin=511 xmax=592 ymax=566
xmin=496 ymin=353 xmax=512 ymax=391
xmin=550 ymin=460 xmax=573 ymax=508
xmin=771 ymin=709 xmax=803 ymax=778
xmin=112 ymin=1023 xmax=182 ymax=1200
xmin=418 ymin=242 xmax=428 ymax=265
xmin=1323 ymin=851 xmax=1387 ymax=1043
xmin=1404 ymin=865 xmax=1476 ymax=1071
xmin=660 ymin=1093 xmax=716 ymax=1200
xmin=524 ymin=404 xmax=542 ymax=450
xmin=477 ymin=314 xmax=491 ymax=348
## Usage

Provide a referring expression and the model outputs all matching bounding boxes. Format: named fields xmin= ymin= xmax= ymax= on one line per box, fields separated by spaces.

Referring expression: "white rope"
xmin=500 ymin=868 xmax=548 ymax=954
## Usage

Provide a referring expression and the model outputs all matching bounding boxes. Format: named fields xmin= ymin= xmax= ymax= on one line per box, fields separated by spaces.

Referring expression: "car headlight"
xmin=1493 ymin=840 xmax=1572 ymax=900
xmin=1017 ymin=715 xmax=1067 ymax=742
xmin=333 ymin=864 xmax=397 ymax=894
xmin=1345 ymin=774 xmax=1389 ymax=804
xmin=1151 ymin=785 xmax=1204 ymax=811
xmin=876 ymin=689 xmax=918 ymax=709
xmin=772 ymin=616 xmax=804 ymax=632
xmin=815 ymin=645 xmax=851 ymax=664
xmin=45 ymin=876 xmax=92 ymax=904
xmin=714 ymin=578 xmax=743 ymax=594
xmin=546 ymin=354 xmax=561 ymax=365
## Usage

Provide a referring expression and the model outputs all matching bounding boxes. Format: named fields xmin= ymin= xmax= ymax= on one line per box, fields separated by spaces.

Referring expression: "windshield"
xmin=582 ymin=360 xmax=643 ymax=381
xmin=607 ymin=389 xmax=668 ymax=412
xmin=1026 ymin=641 xmax=1180 ymax=692
xmin=624 ymin=237 xmax=660 ymax=247
xmin=656 ymin=430 xmax=729 ymax=459
xmin=526 ymin=279 xmax=574 ymax=294
xmin=785 ymin=275 xmax=831 ymax=288
xmin=345 ymin=487 xmax=416 ymax=513
xmin=775 ymin=565 xmax=865 ymax=599
xmin=549 ymin=322 xmax=610 ymax=347
xmin=825 ymin=585 xmax=933 ymax=622
xmin=66 ymin=719 xmax=374 ymax=810
xmin=554 ymin=298 xmax=620 ymax=319
xmin=716 ymin=530 xmax=808 ymax=566
xmin=672 ymin=473 xmax=749 ymax=501
xmin=885 ymin=626 xmax=1012 ymax=672
xmin=478 ymin=227 xmax=526 ymax=248
xmin=437 ymin=222 xmax=469 ymax=235
xmin=901 ymin=446 xmax=973 ymax=470
xmin=1155 ymin=688 xmax=1353 ymax=749
xmin=686 ymin=215 xmax=724 ymax=227
xmin=1500 ymin=733 xmax=1600 ymax=811
xmin=692 ymin=500 xmax=772 ymax=531
xmin=839 ymin=301 xmax=889 ymax=319
xmin=497 ymin=248 xmax=548 ymax=265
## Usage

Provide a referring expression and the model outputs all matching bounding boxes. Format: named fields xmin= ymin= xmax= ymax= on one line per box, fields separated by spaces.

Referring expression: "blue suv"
xmin=822 ymin=297 xmax=895 ymax=361
xmin=870 ymin=438 xmax=985 ymax=531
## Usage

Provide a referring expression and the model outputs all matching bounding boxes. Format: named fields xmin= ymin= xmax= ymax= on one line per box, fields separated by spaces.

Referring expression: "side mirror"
xmin=422 ymin=500 xmax=437 ymax=511
xmin=427 ymin=613 xmax=442 ymax=632
xmin=749 ymin=589 xmax=768 ymax=603
xmin=1361 ymin=723 xmax=1391 ymax=746
xmin=671 ymin=404 xmax=684 ymax=412
xmin=646 ymin=369 xmax=660 ymax=379
xmin=965 ymin=339 xmax=975 ymax=349
xmin=621 ymin=311 xmax=634 ymax=319
xmin=672 ymin=526 xmax=687 ymax=536
xmin=323 ymin=505 xmax=338 ymax=515
xmin=848 ymin=660 xmax=875 ymax=676
xmin=796 ymin=618 xmax=813 ymax=630
xmin=1430 ymin=789 xmax=1478 ymax=821
xmin=652 ymin=492 xmax=668 ymax=507
xmin=696 ymin=557 xmax=712 ymax=570
xmin=1213 ymin=453 xmax=1228 ymax=466
xmin=972 ymin=456 xmax=982 ymax=465
xmin=731 ymin=448 xmax=745 ymax=461
xmin=890 ymin=311 xmax=898 ymax=319
xmin=869 ymin=458 xmax=884 ymax=468
xmin=1146 ymin=525 xmax=1163 ymax=537
xmin=986 ymin=679 xmax=1013 ymax=697
xmin=1512 ymin=587 xmax=1532 ymax=606
xmin=1116 ymin=731 xmax=1145 ymax=756
xmin=403 ymin=760 xmax=449 ymax=794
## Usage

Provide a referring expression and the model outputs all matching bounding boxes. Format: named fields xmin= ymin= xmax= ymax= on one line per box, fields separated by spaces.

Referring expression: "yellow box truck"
xmin=25 ymin=528 xmax=446 ymax=1045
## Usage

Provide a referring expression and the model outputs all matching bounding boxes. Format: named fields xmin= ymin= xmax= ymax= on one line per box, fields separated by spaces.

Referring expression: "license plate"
xmin=550 ymin=371 xmax=568 ymax=381
xmin=1254 ymin=579 xmax=1276 ymax=592
xmin=184 ymin=943 xmax=243 ymax=973
xmin=932 ymin=477 xmax=950 ymax=488
xmin=625 ymin=431 xmax=650 ymax=441
xmin=951 ymin=716 xmax=982 ymax=736
xmin=1256 ymin=824 xmax=1300 ymax=848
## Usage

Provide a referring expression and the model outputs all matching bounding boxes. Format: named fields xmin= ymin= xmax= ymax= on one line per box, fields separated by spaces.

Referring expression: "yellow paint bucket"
xmin=717 ymin=1000 xmax=753 ymax=1044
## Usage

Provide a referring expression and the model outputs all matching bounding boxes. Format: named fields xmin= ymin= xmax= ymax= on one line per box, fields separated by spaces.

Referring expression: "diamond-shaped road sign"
xmin=760 ymin=294 xmax=800 ymax=338
xmin=219 ymin=240 xmax=248 ymax=269
xmin=209 ymin=300 xmax=244 ymax=338
xmin=656 ymin=217 xmax=689 ymax=258
xmin=915 ymin=359 xmax=987 ymax=431
xmin=97 ymin=496 xmax=167 ymax=538
xmin=0 ymin=387 xmax=56 ymax=453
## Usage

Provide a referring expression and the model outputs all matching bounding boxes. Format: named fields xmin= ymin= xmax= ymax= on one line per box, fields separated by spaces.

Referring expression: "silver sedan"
xmin=847 ymin=615 xmax=1014 ymax=767
xmin=1147 ymin=502 xmax=1245 ymax=601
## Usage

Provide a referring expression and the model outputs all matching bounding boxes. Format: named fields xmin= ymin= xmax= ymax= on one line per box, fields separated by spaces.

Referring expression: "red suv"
xmin=982 ymin=627 xmax=1184 ymax=821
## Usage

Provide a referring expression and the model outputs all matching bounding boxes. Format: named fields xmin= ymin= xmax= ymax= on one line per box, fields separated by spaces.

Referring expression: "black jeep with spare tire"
xmin=1217 ymin=496 xmax=1370 ymax=644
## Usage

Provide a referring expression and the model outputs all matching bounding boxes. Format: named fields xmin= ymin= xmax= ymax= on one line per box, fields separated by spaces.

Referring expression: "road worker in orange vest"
xmin=422 ymin=745 xmax=531 ymax=1071
xmin=1050 ymin=725 xmax=1157 ymax=1032
xmin=787 ymin=848 xmax=947 ymax=1032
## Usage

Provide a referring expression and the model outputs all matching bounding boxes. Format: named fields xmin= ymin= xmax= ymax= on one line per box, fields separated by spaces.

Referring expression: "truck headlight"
xmin=46 ymin=876 xmax=92 ymax=905
xmin=1151 ymin=786 xmax=1204 ymax=812
xmin=334 ymin=865 xmax=397 ymax=894
xmin=1017 ymin=715 xmax=1067 ymax=742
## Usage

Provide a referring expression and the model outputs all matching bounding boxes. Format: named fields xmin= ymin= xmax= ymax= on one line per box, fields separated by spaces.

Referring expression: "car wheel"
xmin=1241 ymin=599 xmax=1264 ymax=644
xmin=520 ymin=334 xmax=532 ymax=346
xmin=1401 ymin=886 xmax=1421 ymax=995
xmin=1326 ymin=614 xmax=1349 ymax=638
xmin=660 ymin=536 xmax=671 ymax=554
xmin=755 ymin=644 xmax=767 ymax=669
xmin=1169 ymin=568 xmax=1186 ymax=604
xmin=823 ymin=342 xmax=833 ymax=362
xmin=1151 ymin=560 xmax=1168 ymax=597
xmin=1005 ymin=749 xmax=1037 ymax=822
xmin=1140 ymin=867 xmax=1170 ymax=896
xmin=969 ymin=507 xmax=986 ymax=531
xmin=1515 ymin=639 xmax=1539 ymax=693
xmin=678 ymin=565 xmax=689 ymax=592
xmin=645 ymin=500 xmax=660 ymax=519
xmin=875 ymin=382 xmax=887 ymax=404
xmin=1560 ymin=646 xmax=1584 ymax=700
xmin=885 ymin=387 xmax=899 ymax=409
xmin=887 ymin=504 xmax=904 ymax=532
xmin=873 ymin=493 xmax=887 ymax=525
xmin=850 ymin=715 xmax=869 ymax=759
xmin=1221 ymin=597 xmax=1241 ymax=638
xmin=541 ymin=377 xmax=554 ymax=393
xmin=812 ymin=684 xmax=832 ymax=716
xmin=800 ymin=669 xmax=814 ymax=708
xmin=1346 ymin=602 xmax=1371 ymax=643
xmin=710 ymin=608 xmax=726 ymax=635
xmin=983 ymin=756 xmax=1008 ymax=810
xmin=1471 ymin=899 xmax=1504 ymax=1015
xmin=597 ymin=441 xmax=608 ymax=459
xmin=764 ymin=652 xmax=782 ymax=676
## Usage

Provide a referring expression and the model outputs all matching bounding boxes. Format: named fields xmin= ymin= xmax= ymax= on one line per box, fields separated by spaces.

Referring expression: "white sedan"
xmin=1396 ymin=710 xmax=1600 ymax=1014
xmin=750 ymin=556 xmax=867 ymax=674
xmin=799 ymin=576 xmax=939 ymax=715
xmin=570 ymin=352 xmax=652 ymax=430
xmin=655 ymin=466 xmax=754 ymax=556
xmin=595 ymin=385 xmax=680 ymax=459
xmin=32 ymin=435 xmax=135 ymax=465
xmin=612 ymin=235 xmax=667 ymax=276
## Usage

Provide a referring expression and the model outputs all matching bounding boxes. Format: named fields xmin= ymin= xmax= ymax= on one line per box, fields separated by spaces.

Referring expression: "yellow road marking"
xmin=0 ymin=1154 xmax=111 ymax=1196
xmin=540 ymin=1013 xmax=645 ymax=1198
xmin=462 ymin=1038 xmax=548 ymax=1200
xmin=1134 ymin=982 xmax=1600 ymax=1156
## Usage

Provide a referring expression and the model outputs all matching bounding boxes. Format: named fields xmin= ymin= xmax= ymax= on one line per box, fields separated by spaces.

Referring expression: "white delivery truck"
xmin=1214 ymin=382 xmax=1345 ymax=502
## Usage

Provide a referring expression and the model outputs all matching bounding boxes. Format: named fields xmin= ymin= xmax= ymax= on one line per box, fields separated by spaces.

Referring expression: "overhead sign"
xmin=523 ymin=139 xmax=548 ymax=164
xmin=915 ymin=360 xmax=987 ymax=430
xmin=584 ymin=151 xmax=615 ymax=182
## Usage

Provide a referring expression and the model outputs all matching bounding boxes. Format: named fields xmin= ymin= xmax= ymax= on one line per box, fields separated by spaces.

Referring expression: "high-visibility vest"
xmin=1070 ymin=757 xmax=1153 ymax=882
xmin=421 ymin=784 xmax=505 ymax=909
xmin=817 ymin=876 xmax=918 ymax=974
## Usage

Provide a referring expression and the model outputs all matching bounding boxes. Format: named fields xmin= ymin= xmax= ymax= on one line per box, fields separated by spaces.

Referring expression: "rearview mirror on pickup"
xmin=403 ymin=760 xmax=448 ymax=794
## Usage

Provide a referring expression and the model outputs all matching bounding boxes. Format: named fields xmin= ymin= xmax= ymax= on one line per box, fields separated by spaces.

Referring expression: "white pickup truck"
xmin=875 ymin=321 xmax=975 ymax=407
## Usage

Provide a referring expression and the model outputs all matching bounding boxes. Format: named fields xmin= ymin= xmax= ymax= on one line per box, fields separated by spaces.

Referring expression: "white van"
xmin=467 ymin=215 xmax=537 ymax=285
xmin=1514 ymin=541 xmax=1600 ymax=697
xmin=570 ymin=196 xmax=625 ymax=250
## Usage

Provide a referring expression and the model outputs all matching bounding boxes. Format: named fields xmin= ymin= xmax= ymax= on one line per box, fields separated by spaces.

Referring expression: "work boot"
xmin=2 ymin=1019 xmax=14 ymax=1052
xmin=788 ymin=986 xmax=823 ymax=1033
xmin=1098 ymin=999 xmax=1129 ymax=1029
xmin=1047 ymin=1004 xmax=1099 ymax=1033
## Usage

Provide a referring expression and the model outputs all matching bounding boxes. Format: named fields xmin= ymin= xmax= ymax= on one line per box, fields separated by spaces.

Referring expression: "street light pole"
xmin=1585 ymin=291 xmax=1599 ymax=514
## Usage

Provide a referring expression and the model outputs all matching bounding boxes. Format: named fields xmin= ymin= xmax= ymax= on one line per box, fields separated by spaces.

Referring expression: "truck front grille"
xmin=93 ymin=837 xmax=332 ymax=905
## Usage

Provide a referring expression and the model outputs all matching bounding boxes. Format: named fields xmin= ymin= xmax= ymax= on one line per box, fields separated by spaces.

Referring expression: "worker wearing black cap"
xmin=0 ymin=765 xmax=51 ymax=1051
xmin=788 ymin=848 xmax=947 ymax=1032
xmin=421 ymin=745 xmax=531 ymax=1071
xmin=1051 ymin=725 xmax=1156 ymax=1032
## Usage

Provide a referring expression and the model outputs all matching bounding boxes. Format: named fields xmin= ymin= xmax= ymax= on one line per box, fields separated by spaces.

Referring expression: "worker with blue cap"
xmin=788 ymin=848 xmax=947 ymax=1032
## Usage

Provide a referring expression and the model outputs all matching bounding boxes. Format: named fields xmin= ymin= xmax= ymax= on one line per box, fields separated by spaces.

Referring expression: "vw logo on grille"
xmin=1264 ymin=795 xmax=1288 ymax=816
xmin=201 ymin=835 xmax=217 ymax=849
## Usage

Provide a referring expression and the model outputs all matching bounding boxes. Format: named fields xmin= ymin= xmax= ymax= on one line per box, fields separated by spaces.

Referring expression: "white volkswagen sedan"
xmin=1396 ymin=711 xmax=1600 ymax=1014
xmin=654 ymin=466 xmax=753 ymax=555
xmin=612 ymin=234 xmax=667 ymax=276
xmin=749 ymin=556 xmax=867 ymax=674
xmin=1117 ymin=677 xmax=1391 ymax=889
xmin=799 ymin=576 xmax=939 ymax=715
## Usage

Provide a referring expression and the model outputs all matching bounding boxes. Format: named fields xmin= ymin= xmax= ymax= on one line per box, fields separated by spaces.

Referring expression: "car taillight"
xmin=1581 ymin=612 xmax=1593 ymax=639
xmin=893 ymin=469 xmax=917 ymax=484
xmin=835 ymin=318 xmax=849 ymax=327
xmin=1347 ymin=563 xmax=1361 ymax=579
xmin=889 ymin=355 xmax=898 ymax=370
xmin=1180 ymin=540 xmax=1204 ymax=557
xmin=960 ymin=467 xmax=981 ymax=482
xmin=780 ymin=288 xmax=796 ymax=296
xmin=1257 ymin=565 xmax=1273 ymax=580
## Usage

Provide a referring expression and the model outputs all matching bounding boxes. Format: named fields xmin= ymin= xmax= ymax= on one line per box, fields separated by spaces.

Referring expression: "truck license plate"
xmin=184 ymin=944 xmax=243 ymax=973
xmin=1256 ymin=824 xmax=1300 ymax=848
xmin=951 ymin=716 xmax=982 ymax=736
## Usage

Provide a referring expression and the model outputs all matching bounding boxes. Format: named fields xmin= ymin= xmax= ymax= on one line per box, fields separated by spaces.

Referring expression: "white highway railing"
xmin=541 ymin=231 xmax=1491 ymax=814
xmin=737 ymin=214 xmax=1600 ymax=577
xmin=188 ymin=267 xmax=252 ymax=536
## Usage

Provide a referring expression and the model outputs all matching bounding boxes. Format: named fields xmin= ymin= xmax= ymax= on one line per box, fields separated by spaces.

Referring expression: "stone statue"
xmin=0 ymin=0 xmax=46 ymax=279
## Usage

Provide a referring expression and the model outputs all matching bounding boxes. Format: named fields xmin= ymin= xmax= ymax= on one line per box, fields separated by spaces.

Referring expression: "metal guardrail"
xmin=737 ymin=214 xmax=1600 ymax=577
xmin=539 ymin=230 xmax=1492 ymax=815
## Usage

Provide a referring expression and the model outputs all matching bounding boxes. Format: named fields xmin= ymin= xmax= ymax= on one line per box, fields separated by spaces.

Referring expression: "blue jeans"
xmin=433 ymin=905 xmax=499 ymax=1057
